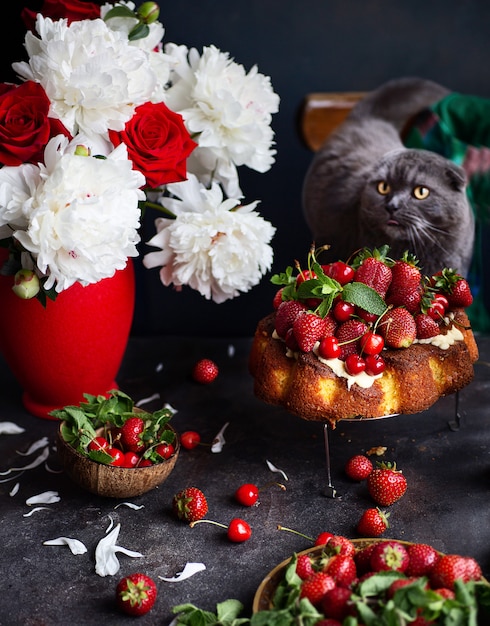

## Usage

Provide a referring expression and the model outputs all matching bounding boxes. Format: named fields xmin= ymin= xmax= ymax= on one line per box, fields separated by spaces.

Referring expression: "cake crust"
xmin=249 ymin=309 xmax=478 ymax=428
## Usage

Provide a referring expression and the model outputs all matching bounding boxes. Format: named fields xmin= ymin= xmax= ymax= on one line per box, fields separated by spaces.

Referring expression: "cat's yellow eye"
xmin=376 ymin=181 xmax=391 ymax=195
xmin=413 ymin=185 xmax=430 ymax=200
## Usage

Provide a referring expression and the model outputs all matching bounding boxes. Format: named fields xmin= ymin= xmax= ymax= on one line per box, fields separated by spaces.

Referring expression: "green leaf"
xmin=128 ymin=22 xmax=150 ymax=41
xmin=103 ymin=5 xmax=137 ymax=20
xmin=341 ymin=281 xmax=387 ymax=316
xmin=270 ymin=267 xmax=295 ymax=287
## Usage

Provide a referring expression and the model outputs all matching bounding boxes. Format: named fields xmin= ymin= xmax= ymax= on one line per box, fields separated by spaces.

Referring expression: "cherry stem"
xmin=190 ymin=519 xmax=227 ymax=530
xmin=276 ymin=524 xmax=314 ymax=543
xmin=259 ymin=481 xmax=286 ymax=493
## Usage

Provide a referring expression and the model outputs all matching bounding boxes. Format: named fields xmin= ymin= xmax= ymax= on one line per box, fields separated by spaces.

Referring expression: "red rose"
xmin=21 ymin=0 xmax=101 ymax=31
xmin=109 ymin=102 xmax=197 ymax=189
xmin=0 ymin=81 xmax=71 ymax=167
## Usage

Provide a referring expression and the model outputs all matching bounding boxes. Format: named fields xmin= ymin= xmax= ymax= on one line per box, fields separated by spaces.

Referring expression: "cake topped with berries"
xmin=249 ymin=245 xmax=479 ymax=428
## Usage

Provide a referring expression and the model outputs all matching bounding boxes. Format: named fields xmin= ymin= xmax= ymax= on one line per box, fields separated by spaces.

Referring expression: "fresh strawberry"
xmin=344 ymin=454 xmax=373 ymax=481
xmin=335 ymin=319 xmax=369 ymax=359
xmin=430 ymin=554 xmax=482 ymax=589
xmin=120 ymin=416 xmax=146 ymax=453
xmin=387 ymin=577 xmax=423 ymax=598
xmin=433 ymin=587 xmax=455 ymax=600
xmin=367 ymin=461 xmax=407 ymax=506
xmin=172 ymin=487 xmax=208 ymax=523
xmin=390 ymin=253 xmax=421 ymax=288
xmin=116 ymin=573 xmax=157 ymax=617
xmin=386 ymin=286 xmax=422 ymax=313
xmin=274 ymin=300 xmax=307 ymax=338
xmin=321 ymin=586 xmax=353 ymax=621
xmin=325 ymin=535 xmax=356 ymax=558
xmin=377 ymin=307 xmax=417 ymax=348
xmin=293 ymin=311 xmax=328 ymax=352
xmin=406 ymin=543 xmax=440 ymax=577
xmin=354 ymin=543 xmax=376 ymax=575
xmin=353 ymin=248 xmax=393 ymax=297
xmin=284 ymin=326 xmax=300 ymax=351
xmin=356 ymin=507 xmax=389 ymax=537
xmin=370 ymin=540 xmax=409 ymax=573
xmin=192 ymin=358 xmax=219 ymax=384
xmin=414 ymin=313 xmax=440 ymax=339
xmin=324 ymin=554 xmax=357 ymax=587
xmin=296 ymin=553 xmax=315 ymax=580
xmin=447 ymin=277 xmax=473 ymax=308
xmin=272 ymin=287 xmax=284 ymax=309
xmin=300 ymin=571 xmax=336 ymax=606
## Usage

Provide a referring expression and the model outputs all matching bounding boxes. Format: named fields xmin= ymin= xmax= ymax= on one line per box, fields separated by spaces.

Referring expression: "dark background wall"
xmin=3 ymin=1 xmax=490 ymax=337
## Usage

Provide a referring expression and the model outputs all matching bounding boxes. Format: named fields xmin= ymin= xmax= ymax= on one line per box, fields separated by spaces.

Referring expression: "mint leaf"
xmin=341 ymin=282 xmax=387 ymax=316
xmin=270 ymin=267 xmax=295 ymax=287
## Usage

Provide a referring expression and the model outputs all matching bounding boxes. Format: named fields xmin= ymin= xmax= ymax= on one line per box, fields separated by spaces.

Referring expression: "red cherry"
xmin=359 ymin=331 xmax=384 ymax=355
xmin=427 ymin=301 xmax=445 ymax=320
xmin=323 ymin=261 xmax=355 ymax=285
xmin=434 ymin=293 xmax=449 ymax=310
xmin=296 ymin=269 xmax=316 ymax=285
xmin=315 ymin=531 xmax=335 ymax=546
xmin=227 ymin=518 xmax=252 ymax=542
xmin=138 ymin=458 xmax=153 ymax=467
xmin=356 ymin=307 xmax=379 ymax=324
xmin=318 ymin=336 xmax=341 ymax=359
xmin=344 ymin=354 xmax=366 ymax=375
xmin=235 ymin=483 xmax=259 ymax=506
xmin=333 ymin=300 xmax=355 ymax=322
xmin=180 ymin=431 xmax=201 ymax=450
xmin=106 ymin=447 xmax=125 ymax=466
xmin=365 ymin=354 xmax=386 ymax=375
xmin=155 ymin=442 xmax=175 ymax=460
xmin=88 ymin=436 xmax=109 ymax=452
xmin=122 ymin=451 xmax=140 ymax=468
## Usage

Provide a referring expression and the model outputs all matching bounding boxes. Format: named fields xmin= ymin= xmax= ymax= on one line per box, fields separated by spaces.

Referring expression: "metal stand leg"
xmin=448 ymin=390 xmax=462 ymax=431
xmin=323 ymin=424 xmax=338 ymax=498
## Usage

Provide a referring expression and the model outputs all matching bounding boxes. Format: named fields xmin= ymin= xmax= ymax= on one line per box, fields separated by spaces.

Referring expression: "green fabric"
xmin=404 ymin=93 xmax=490 ymax=332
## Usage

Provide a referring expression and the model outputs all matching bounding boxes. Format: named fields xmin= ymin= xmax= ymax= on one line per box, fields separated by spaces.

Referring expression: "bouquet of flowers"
xmin=0 ymin=0 xmax=279 ymax=304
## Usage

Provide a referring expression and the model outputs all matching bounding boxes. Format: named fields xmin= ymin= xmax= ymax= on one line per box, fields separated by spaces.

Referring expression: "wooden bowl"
xmin=56 ymin=423 xmax=179 ymax=498
xmin=253 ymin=539 xmax=422 ymax=613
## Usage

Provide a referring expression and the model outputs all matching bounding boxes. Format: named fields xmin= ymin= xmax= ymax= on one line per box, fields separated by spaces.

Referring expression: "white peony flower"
xmin=12 ymin=15 xmax=157 ymax=138
xmin=164 ymin=44 xmax=280 ymax=196
xmin=143 ymin=174 xmax=276 ymax=303
xmin=0 ymin=163 xmax=41 ymax=231
xmin=13 ymin=136 xmax=145 ymax=292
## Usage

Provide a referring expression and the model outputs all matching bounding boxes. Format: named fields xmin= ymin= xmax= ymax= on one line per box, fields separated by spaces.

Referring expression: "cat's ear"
xmin=445 ymin=163 xmax=467 ymax=191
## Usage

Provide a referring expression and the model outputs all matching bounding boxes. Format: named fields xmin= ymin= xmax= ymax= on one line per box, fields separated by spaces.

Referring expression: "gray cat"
xmin=302 ymin=77 xmax=475 ymax=277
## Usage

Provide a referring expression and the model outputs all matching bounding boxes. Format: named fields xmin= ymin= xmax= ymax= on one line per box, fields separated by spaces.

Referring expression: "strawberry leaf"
xmin=342 ymin=282 xmax=387 ymax=316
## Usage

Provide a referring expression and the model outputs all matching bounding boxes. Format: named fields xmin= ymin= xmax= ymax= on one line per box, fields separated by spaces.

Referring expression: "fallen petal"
xmin=8 ymin=447 xmax=50 ymax=472
xmin=0 ymin=471 xmax=25 ymax=483
xmin=95 ymin=523 xmax=144 ymax=577
xmin=16 ymin=437 xmax=49 ymax=456
xmin=43 ymin=537 xmax=88 ymax=555
xmin=23 ymin=507 xmax=51 ymax=517
xmin=26 ymin=491 xmax=60 ymax=506
xmin=163 ymin=402 xmax=177 ymax=414
xmin=227 ymin=344 xmax=235 ymax=357
xmin=9 ymin=483 xmax=20 ymax=496
xmin=158 ymin=562 xmax=206 ymax=582
xmin=211 ymin=422 xmax=229 ymax=453
xmin=0 ymin=422 xmax=25 ymax=435
xmin=136 ymin=393 xmax=160 ymax=406
xmin=266 ymin=460 xmax=289 ymax=481
xmin=114 ymin=502 xmax=145 ymax=510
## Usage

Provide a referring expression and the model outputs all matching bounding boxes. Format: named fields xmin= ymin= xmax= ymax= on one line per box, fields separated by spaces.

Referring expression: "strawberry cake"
xmin=249 ymin=246 xmax=479 ymax=428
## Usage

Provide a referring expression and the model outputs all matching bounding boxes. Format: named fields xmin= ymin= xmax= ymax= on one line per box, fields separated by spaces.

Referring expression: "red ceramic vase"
xmin=0 ymin=253 xmax=135 ymax=419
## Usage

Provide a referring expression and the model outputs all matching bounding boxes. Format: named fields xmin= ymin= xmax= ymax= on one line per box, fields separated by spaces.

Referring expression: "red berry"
xmin=120 ymin=416 xmax=146 ymax=453
xmin=227 ymin=518 xmax=252 ymax=542
xmin=415 ymin=313 xmax=440 ymax=339
xmin=370 ymin=540 xmax=410 ymax=573
xmin=354 ymin=252 xmax=392 ymax=297
xmin=321 ymin=586 xmax=353 ymax=621
xmin=333 ymin=300 xmax=355 ymax=322
xmin=300 ymin=571 xmax=336 ymax=606
xmin=318 ymin=336 xmax=341 ymax=359
xmin=378 ymin=307 xmax=417 ymax=348
xmin=344 ymin=353 xmax=366 ymax=375
xmin=272 ymin=288 xmax=284 ymax=309
xmin=155 ymin=442 xmax=175 ymax=460
xmin=447 ymin=278 xmax=473 ymax=308
xmin=296 ymin=553 xmax=315 ymax=579
xmin=345 ymin=454 xmax=373 ymax=481
xmin=138 ymin=458 xmax=153 ymax=467
xmin=180 ymin=431 xmax=201 ymax=450
xmin=116 ymin=573 xmax=157 ymax=617
xmin=406 ymin=543 xmax=440 ymax=577
xmin=324 ymin=554 xmax=357 ymax=587
xmin=365 ymin=354 xmax=386 ymax=375
xmin=323 ymin=261 xmax=355 ymax=285
xmin=274 ymin=300 xmax=307 ymax=338
xmin=314 ymin=531 xmax=335 ymax=546
xmin=430 ymin=554 xmax=482 ymax=590
xmin=122 ymin=451 xmax=141 ymax=468
xmin=335 ymin=319 xmax=369 ymax=359
xmin=296 ymin=268 xmax=317 ymax=285
xmin=357 ymin=507 xmax=389 ymax=537
xmin=106 ymin=447 xmax=125 ymax=466
xmin=192 ymin=358 xmax=219 ymax=384
xmin=172 ymin=487 xmax=208 ymax=523
xmin=293 ymin=312 xmax=328 ymax=352
xmin=359 ymin=331 xmax=384 ymax=355
xmin=367 ymin=462 xmax=407 ymax=506
xmin=235 ymin=483 xmax=259 ymax=507
xmin=427 ymin=300 xmax=445 ymax=320
xmin=88 ymin=436 xmax=109 ymax=452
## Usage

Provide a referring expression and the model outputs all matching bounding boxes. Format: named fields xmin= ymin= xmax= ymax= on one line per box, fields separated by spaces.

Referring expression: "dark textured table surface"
xmin=1 ymin=333 xmax=489 ymax=626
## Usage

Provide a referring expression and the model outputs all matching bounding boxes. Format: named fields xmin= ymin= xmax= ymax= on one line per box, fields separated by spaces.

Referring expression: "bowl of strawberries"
xmin=53 ymin=390 xmax=179 ymax=498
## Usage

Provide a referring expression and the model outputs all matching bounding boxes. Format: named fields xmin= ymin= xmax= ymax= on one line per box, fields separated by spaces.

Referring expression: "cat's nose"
xmin=385 ymin=201 xmax=399 ymax=214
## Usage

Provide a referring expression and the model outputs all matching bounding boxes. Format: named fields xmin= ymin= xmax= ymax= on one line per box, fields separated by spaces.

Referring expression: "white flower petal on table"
xmin=0 ymin=422 xmax=25 ymax=435
xmin=163 ymin=403 xmax=177 ymax=414
xmin=3 ymin=447 xmax=49 ymax=473
xmin=113 ymin=502 xmax=145 ymax=510
xmin=227 ymin=344 xmax=235 ymax=357
xmin=0 ymin=471 xmax=25 ymax=483
xmin=26 ymin=491 xmax=60 ymax=506
xmin=95 ymin=523 xmax=144 ymax=577
xmin=156 ymin=362 xmax=163 ymax=372
xmin=136 ymin=393 xmax=160 ymax=407
xmin=158 ymin=562 xmax=206 ymax=582
xmin=43 ymin=537 xmax=88 ymax=555
xmin=266 ymin=460 xmax=289 ymax=482
xmin=9 ymin=483 xmax=20 ymax=496
xmin=211 ymin=422 xmax=229 ymax=453
xmin=16 ymin=437 xmax=49 ymax=456
xmin=23 ymin=507 xmax=51 ymax=517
